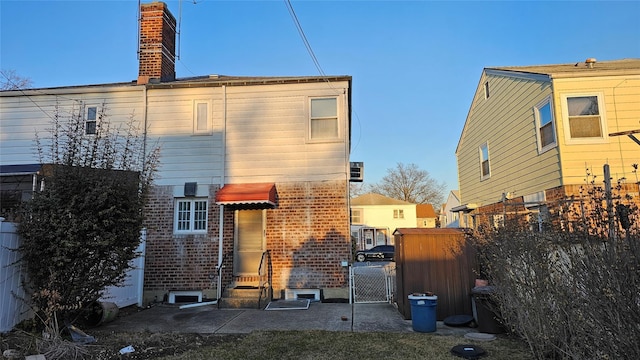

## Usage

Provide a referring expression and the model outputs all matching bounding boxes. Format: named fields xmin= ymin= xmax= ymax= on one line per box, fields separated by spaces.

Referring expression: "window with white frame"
xmin=562 ymin=93 xmax=607 ymax=143
xmin=193 ymin=100 xmax=211 ymax=134
xmin=480 ymin=142 xmax=490 ymax=180
xmin=351 ymin=208 xmax=362 ymax=224
xmin=491 ymin=214 xmax=504 ymax=229
xmin=393 ymin=209 xmax=404 ymax=219
xmin=534 ymin=97 xmax=557 ymax=152
xmin=175 ymin=198 xmax=208 ymax=233
xmin=310 ymin=97 xmax=338 ymax=140
xmin=85 ymin=106 xmax=98 ymax=135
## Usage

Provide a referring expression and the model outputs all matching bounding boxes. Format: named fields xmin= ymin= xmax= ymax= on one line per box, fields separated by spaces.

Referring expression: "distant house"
xmin=440 ymin=190 xmax=462 ymax=228
xmin=1 ymin=2 xmax=354 ymax=305
xmin=416 ymin=203 xmax=438 ymax=228
xmin=350 ymin=193 xmax=416 ymax=249
xmin=455 ymin=58 xmax=640 ymax=229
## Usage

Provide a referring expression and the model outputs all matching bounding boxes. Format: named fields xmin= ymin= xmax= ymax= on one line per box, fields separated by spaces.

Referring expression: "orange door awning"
xmin=215 ymin=183 xmax=277 ymax=209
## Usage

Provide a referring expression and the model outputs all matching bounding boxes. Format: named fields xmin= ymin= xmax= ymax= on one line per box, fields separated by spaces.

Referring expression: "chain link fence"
xmin=350 ymin=263 xmax=396 ymax=304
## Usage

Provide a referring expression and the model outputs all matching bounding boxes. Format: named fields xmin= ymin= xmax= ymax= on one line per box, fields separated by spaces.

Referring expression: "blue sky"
xmin=2 ymin=0 xmax=639 ymax=194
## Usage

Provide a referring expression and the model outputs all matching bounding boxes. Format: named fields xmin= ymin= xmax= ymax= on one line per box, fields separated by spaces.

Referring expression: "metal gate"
xmin=350 ymin=263 xmax=396 ymax=304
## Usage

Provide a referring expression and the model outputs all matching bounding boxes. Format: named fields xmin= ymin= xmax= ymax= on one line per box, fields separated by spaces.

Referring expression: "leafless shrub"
xmin=473 ymin=168 xmax=640 ymax=359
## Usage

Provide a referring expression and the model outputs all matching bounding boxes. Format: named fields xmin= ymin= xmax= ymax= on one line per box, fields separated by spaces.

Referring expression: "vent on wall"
xmin=350 ymin=162 xmax=364 ymax=182
xmin=184 ymin=182 xmax=197 ymax=197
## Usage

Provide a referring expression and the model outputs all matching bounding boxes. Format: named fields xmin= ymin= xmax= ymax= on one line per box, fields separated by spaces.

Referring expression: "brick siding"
xmin=142 ymin=180 xmax=350 ymax=299
xmin=138 ymin=2 xmax=176 ymax=83
xmin=471 ymin=183 xmax=640 ymax=231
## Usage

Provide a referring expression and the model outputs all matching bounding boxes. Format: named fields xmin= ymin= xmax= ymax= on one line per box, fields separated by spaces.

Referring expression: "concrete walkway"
xmin=97 ymin=302 xmax=477 ymax=336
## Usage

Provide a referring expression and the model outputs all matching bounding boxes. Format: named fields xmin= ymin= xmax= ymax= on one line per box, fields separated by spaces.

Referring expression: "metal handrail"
xmin=258 ymin=250 xmax=273 ymax=308
xmin=215 ymin=251 xmax=233 ymax=308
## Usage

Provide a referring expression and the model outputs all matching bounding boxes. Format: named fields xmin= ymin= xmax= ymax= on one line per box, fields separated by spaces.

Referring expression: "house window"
xmin=534 ymin=97 xmax=556 ymax=152
xmin=491 ymin=214 xmax=504 ymax=229
xmin=175 ymin=198 xmax=208 ymax=233
xmin=562 ymin=93 xmax=607 ymax=143
xmin=193 ymin=100 xmax=211 ymax=134
xmin=480 ymin=142 xmax=490 ymax=179
xmin=393 ymin=209 xmax=404 ymax=219
xmin=484 ymin=81 xmax=490 ymax=99
xmin=351 ymin=209 xmax=362 ymax=224
xmin=310 ymin=97 xmax=338 ymax=140
xmin=85 ymin=106 xmax=97 ymax=135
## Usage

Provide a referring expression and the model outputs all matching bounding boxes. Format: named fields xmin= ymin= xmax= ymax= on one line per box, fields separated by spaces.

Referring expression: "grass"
xmin=157 ymin=330 xmax=534 ymax=360
xmin=4 ymin=328 xmax=534 ymax=359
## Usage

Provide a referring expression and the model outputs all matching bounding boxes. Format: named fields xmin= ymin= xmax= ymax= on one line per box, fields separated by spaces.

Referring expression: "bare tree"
xmin=370 ymin=162 xmax=446 ymax=205
xmin=349 ymin=181 xmax=371 ymax=198
xmin=1 ymin=69 xmax=33 ymax=90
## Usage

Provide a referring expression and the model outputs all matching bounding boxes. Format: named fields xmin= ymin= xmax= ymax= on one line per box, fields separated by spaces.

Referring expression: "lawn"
xmin=1 ymin=329 xmax=533 ymax=360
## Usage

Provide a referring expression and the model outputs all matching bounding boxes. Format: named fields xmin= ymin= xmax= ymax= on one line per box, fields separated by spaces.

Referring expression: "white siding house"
xmin=350 ymin=193 xmax=417 ymax=249
xmin=0 ymin=1 xmax=354 ymax=307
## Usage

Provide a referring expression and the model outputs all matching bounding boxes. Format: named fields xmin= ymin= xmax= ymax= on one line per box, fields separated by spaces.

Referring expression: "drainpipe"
xmin=217 ymin=85 xmax=227 ymax=300
xmin=142 ymin=85 xmax=147 ymax=178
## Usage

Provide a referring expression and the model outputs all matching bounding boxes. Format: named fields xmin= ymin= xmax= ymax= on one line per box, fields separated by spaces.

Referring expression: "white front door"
xmin=234 ymin=209 xmax=266 ymax=278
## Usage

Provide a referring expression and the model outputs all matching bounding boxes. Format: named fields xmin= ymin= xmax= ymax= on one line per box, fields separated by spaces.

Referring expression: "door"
xmin=234 ymin=210 xmax=266 ymax=277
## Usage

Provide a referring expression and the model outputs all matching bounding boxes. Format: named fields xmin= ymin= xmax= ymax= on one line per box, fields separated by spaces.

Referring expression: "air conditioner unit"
xmin=350 ymin=162 xmax=364 ymax=182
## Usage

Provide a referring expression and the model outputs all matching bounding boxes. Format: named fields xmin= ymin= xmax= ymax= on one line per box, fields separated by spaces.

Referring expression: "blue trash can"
xmin=408 ymin=293 xmax=438 ymax=332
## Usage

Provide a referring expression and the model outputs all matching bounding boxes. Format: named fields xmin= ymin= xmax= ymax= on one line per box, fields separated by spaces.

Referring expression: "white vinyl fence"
xmin=100 ymin=229 xmax=146 ymax=308
xmin=0 ymin=219 xmax=30 ymax=333
xmin=0 ymin=219 xmax=146 ymax=333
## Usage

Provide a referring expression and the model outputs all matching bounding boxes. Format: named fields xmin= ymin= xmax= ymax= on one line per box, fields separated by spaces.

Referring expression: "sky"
xmin=2 ymin=0 xmax=640 ymax=195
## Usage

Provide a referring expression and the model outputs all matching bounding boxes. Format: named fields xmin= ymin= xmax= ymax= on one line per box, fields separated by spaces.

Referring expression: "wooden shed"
xmin=394 ymin=228 xmax=476 ymax=320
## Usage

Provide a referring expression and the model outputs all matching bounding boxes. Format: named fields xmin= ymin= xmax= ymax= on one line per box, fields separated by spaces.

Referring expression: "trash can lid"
xmin=408 ymin=293 xmax=437 ymax=300
xmin=444 ymin=314 xmax=474 ymax=327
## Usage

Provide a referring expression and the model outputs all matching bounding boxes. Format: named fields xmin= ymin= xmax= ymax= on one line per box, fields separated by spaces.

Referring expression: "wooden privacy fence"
xmin=0 ymin=219 xmax=145 ymax=333
xmin=394 ymin=228 xmax=476 ymax=321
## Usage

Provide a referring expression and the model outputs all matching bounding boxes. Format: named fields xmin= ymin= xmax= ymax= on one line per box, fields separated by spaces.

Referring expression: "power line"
xmin=282 ymin=1 xmax=362 ymax=153
xmin=284 ymin=0 xmax=326 ymax=77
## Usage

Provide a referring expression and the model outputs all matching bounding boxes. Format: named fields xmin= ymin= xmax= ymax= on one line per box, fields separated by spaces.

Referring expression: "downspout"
xmin=217 ymin=85 xmax=227 ymax=300
xmin=140 ymin=85 xmax=148 ymax=308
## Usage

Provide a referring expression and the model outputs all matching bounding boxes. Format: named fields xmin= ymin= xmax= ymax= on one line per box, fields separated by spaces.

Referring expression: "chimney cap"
xmin=585 ymin=58 xmax=597 ymax=68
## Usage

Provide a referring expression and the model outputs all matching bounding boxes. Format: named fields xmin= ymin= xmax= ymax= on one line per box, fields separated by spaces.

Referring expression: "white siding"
xmin=0 ymin=86 xmax=145 ymax=166
xmin=146 ymin=81 xmax=350 ymax=186
xmin=355 ymin=204 xmax=417 ymax=233
xmin=2 ymin=79 xmax=351 ymax=187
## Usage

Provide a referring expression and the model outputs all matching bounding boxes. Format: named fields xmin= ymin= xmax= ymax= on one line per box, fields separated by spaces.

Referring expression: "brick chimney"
xmin=137 ymin=2 xmax=176 ymax=85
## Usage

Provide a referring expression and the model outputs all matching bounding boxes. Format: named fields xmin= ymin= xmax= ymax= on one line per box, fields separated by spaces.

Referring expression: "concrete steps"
xmin=219 ymin=287 xmax=268 ymax=309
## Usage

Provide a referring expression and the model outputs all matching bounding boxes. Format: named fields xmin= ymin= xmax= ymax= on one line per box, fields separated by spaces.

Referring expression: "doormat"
xmin=264 ymin=299 xmax=310 ymax=310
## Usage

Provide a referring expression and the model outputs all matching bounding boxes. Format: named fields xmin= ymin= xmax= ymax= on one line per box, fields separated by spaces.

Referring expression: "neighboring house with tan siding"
xmin=0 ymin=2 xmax=354 ymax=306
xmin=416 ymin=203 xmax=438 ymax=228
xmin=456 ymin=58 xmax=640 ymax=229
